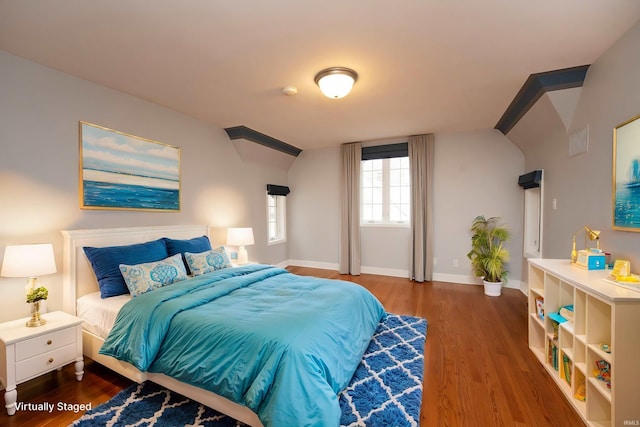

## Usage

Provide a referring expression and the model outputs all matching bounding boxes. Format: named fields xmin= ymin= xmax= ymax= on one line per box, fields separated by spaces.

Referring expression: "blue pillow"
xmin=83 ymin=238 xmax=169 ymax=298
xmin=164 ymin=236 xmax=211 ymax=274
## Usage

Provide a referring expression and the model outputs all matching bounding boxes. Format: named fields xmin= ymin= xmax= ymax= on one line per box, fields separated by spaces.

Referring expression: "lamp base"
xmin=26 ymin=301 xmax=46 ymax=327
xmin=237 ymin=246 xmax=248 ymax=265
xmin=26 ymin=316 xmax=46 ymax=327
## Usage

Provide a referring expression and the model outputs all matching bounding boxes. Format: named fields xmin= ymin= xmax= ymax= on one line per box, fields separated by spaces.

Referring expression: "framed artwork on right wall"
xmin=613 ymin=114 xmax=640 ymax=231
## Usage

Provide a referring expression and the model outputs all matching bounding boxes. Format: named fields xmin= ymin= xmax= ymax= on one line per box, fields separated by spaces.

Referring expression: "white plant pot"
xmin=483 ymin=280 xmax=502 ymax=297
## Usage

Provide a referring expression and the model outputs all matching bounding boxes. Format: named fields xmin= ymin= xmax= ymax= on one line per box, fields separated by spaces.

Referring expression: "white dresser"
xmin=528 ymin=259 xmax=640 ymax=427
xmin=0 ymin=311 xmax=84 ymax=415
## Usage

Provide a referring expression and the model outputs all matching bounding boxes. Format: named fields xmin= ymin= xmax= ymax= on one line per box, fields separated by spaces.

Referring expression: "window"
xmin=361 ymin=156 xmax=410 ymax=225
xmin=267 ymin=193 xmax=286 ymax=244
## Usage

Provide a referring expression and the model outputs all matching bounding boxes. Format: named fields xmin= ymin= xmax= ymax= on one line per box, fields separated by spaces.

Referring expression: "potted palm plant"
xmin=467 ymin=215 xmax=510 ymax=296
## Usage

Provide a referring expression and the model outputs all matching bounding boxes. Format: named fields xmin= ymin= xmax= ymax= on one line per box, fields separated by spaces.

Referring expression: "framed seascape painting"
xmin=79 ymin=122 xmax=181 ymax=211
xmin=613 ymin=114 xmax=640 ymax=231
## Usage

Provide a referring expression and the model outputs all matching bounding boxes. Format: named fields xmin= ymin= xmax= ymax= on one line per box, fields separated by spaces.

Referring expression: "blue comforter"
xmin=100 ymin=264 xmax=385 ymax=427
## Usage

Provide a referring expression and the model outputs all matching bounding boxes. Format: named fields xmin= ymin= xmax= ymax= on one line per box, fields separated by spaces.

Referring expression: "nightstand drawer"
xmin=15 ymin=327 xmax=76 ymax=361
xmin=15 ymin=343 xmax=76 ymax=382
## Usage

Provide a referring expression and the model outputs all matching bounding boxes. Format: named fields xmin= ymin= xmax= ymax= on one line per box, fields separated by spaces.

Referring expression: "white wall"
xmin=0 ymin=52 xmax=289 ymax=322
xmin=288 ymin=129 xmax=526 ymax=287
xmin=507 ymin=21 xmax=640 ymax=270
xmin=432 ymin=130 xmax=524 ymax=286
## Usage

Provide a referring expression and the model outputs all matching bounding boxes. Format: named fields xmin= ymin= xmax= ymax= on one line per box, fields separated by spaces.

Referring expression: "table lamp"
xmin=1 ymin=243 xmax=57 ymax=327
xmin=226 ymin=227 xmax=254 ymax=265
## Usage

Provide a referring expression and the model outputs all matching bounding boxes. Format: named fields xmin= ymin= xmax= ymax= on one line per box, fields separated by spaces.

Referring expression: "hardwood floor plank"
xmin=0 ymin=267 xmax=586 ymax=426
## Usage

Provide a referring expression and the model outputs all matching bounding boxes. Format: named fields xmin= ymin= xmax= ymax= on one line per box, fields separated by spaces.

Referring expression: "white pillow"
xmin=119 ymin=253 xmax=187 ymax=297
xmin=184 ymin=247 xmax=232 ymax=276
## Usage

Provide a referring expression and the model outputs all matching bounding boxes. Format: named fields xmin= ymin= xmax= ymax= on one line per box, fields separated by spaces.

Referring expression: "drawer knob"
xmin=48 ymin=357 xmax=54 ymax=364
xmin=47 ymin=340 xmax=52 ymax=345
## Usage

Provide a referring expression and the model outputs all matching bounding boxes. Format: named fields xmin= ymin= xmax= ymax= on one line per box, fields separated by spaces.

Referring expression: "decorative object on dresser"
xmin=1 ymin=243 xmax=57 ymax=327
xmin=527 ymin=258 xmax=640 ymax=427
xmin=570 ymin=225 xmax=605 ymax=269
xmin=467 ymin=215 xmax=511 ymax=296
xmin=226 ymin=227 xmax=254 ymax=265
xmin=0 ymin=311 xmax=84 ymax=415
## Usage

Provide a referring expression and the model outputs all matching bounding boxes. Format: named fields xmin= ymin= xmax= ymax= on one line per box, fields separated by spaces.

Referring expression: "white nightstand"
xmin=0 ymin=311 xmax=84 ymax=415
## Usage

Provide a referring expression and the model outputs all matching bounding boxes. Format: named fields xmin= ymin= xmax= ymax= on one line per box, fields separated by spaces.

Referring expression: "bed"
xmin=61 ymin=225 xmax=385 ymax=427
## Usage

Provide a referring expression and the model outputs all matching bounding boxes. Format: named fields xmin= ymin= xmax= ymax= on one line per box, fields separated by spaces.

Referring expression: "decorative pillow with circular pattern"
xmin=184 ymin=247 xmax=232 ymax=276
xmin=119 ymin=253 xmax=188 ymax=297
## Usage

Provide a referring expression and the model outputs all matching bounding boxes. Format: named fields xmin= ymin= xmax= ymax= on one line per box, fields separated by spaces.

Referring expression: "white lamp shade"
xmin=1 ymin=244 xmax=57 ymax=278
xmin=226 ymin=227 xmax=255 ymax=246
xmin=314 ymin=67 xmax=358 ymax=99
xmin=317 ymin=73 xmax=355 ymax=99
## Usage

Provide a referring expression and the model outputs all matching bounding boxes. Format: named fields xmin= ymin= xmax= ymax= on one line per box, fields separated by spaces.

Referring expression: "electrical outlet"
xmin=453 ymin=259 xmax=459 ymax=268
xmin=433 ymin=257 xmax=438 ymax=266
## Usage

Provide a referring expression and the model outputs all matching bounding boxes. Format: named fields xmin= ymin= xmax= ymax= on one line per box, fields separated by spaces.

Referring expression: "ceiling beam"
xmin=495 ymin=65 xmax=590 ymax=134
xmin=224 ymin=126 xmax=302 ymax=157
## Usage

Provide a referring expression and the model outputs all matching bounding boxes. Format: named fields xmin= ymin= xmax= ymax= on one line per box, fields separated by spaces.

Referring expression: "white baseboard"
xmin=360 ymin=266 xmax=409 ymax=278
xmin=286 ymin=259 xmax=339 ymax=271
xmin=432 ymin=272 xmax=478 ymax=285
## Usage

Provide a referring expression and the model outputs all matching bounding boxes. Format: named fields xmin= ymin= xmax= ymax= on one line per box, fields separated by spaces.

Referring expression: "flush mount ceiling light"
xmin=314 ymin=67 xmax=358 ymax=99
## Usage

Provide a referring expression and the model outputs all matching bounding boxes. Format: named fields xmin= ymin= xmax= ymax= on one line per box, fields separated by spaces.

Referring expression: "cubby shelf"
xmin=528 ymin=259 xmax=640 ymax=427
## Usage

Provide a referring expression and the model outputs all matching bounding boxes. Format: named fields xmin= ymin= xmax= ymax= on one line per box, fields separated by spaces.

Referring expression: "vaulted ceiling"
xmin=1 ymin=1 xmax=639 ymax=150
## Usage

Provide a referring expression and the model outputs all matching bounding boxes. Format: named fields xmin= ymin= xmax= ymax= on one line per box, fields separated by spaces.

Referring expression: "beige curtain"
xmin=409 ymin=134 xmax=435 ymax=282
xmin=339 ymin=142 xmax=361 ymax=275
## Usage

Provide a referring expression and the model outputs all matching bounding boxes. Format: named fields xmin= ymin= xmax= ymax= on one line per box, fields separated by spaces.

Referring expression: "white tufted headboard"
xmin=60 ymin=225 xmax=209 ymax=315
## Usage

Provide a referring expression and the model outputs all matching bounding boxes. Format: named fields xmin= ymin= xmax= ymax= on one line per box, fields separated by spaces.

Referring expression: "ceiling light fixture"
xmin=314 ymin=67 xmax=358 ymax=99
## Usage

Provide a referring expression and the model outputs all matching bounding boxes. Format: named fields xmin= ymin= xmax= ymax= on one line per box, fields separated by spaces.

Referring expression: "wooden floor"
xmin=0 ymin=267 xmax=585 ymax=427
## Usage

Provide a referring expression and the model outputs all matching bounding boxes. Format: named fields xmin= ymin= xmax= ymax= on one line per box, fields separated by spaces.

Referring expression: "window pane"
xmin=362 ymin=205 xmax=372 ymax=222
xmin=389 ymin=157 xmax=402 ymax=168
xmin=372 ymin=187 xmax=383 ymax=204
xmin=267 ymin=194 xmax=286 ymax=242
xmin=373 ymin=170 xmax=383 ymax=187
xmin=389 ymin=203 xmax=410 ymax=222
xmin=401 ymin=187 xmax=410 ymax=203
xmin=362 ymin=188 xmax=372 ymax=204
xmin=390 ymin=187 xmax=401 ymax=203
xmin=362 ymin=170 xmax=373 ymax=187
xmin=360 ymin=155 xmax=410 ymax=225
xmin=401 ymin=169 xmax=410 ymax=186
xmin=372 ymin=204 xmax=383 ymax=221
xmin=390 ymin=169 xmax=401 ymax=186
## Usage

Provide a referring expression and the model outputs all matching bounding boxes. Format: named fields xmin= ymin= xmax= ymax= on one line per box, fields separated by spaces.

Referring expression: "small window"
xmin=267 ymin=193 xmax=286 ymax=244
xmin=361 ymin=157 xmax=410 ymax=225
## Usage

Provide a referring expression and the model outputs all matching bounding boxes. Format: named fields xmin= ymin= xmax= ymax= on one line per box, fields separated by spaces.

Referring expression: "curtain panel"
xmin=409 ymin=134 xmax=435 ymax=282
xmin=339 ymin=142 xmax=362 ymax=275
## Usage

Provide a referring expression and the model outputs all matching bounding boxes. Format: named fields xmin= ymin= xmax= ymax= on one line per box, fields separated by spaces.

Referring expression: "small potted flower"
xmin=26 ymin=283 xmax=48 ymax=327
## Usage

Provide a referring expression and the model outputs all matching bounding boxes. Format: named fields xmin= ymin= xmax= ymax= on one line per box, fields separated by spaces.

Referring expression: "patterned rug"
xmin=71 ymin=314 xmax=427 ymax=427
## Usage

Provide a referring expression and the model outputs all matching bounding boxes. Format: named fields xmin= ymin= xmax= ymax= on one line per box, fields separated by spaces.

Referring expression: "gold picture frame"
xmin=79 ymin=122 xmax=181 ymax=211
xmin=612 ymin=114 xmax=640 ymax=231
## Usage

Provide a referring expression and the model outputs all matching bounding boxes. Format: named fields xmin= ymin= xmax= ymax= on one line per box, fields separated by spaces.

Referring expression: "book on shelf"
xmin=535 ymin=296 xmax=544 ymax=319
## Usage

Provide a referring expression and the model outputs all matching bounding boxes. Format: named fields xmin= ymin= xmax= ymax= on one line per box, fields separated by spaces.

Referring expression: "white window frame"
xmin=267 ymin=193 xmax=287 ymax=244
xmin=361 ymin=157 xmax=410 ymax=227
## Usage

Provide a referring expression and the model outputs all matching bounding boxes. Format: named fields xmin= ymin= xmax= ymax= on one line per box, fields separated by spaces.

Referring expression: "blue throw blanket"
xmin=100 ymin=264 xmax=386 ymax=427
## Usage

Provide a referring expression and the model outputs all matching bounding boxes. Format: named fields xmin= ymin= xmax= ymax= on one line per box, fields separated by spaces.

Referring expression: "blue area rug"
xmin=71 ymin=314 xmax=427 ymax=427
